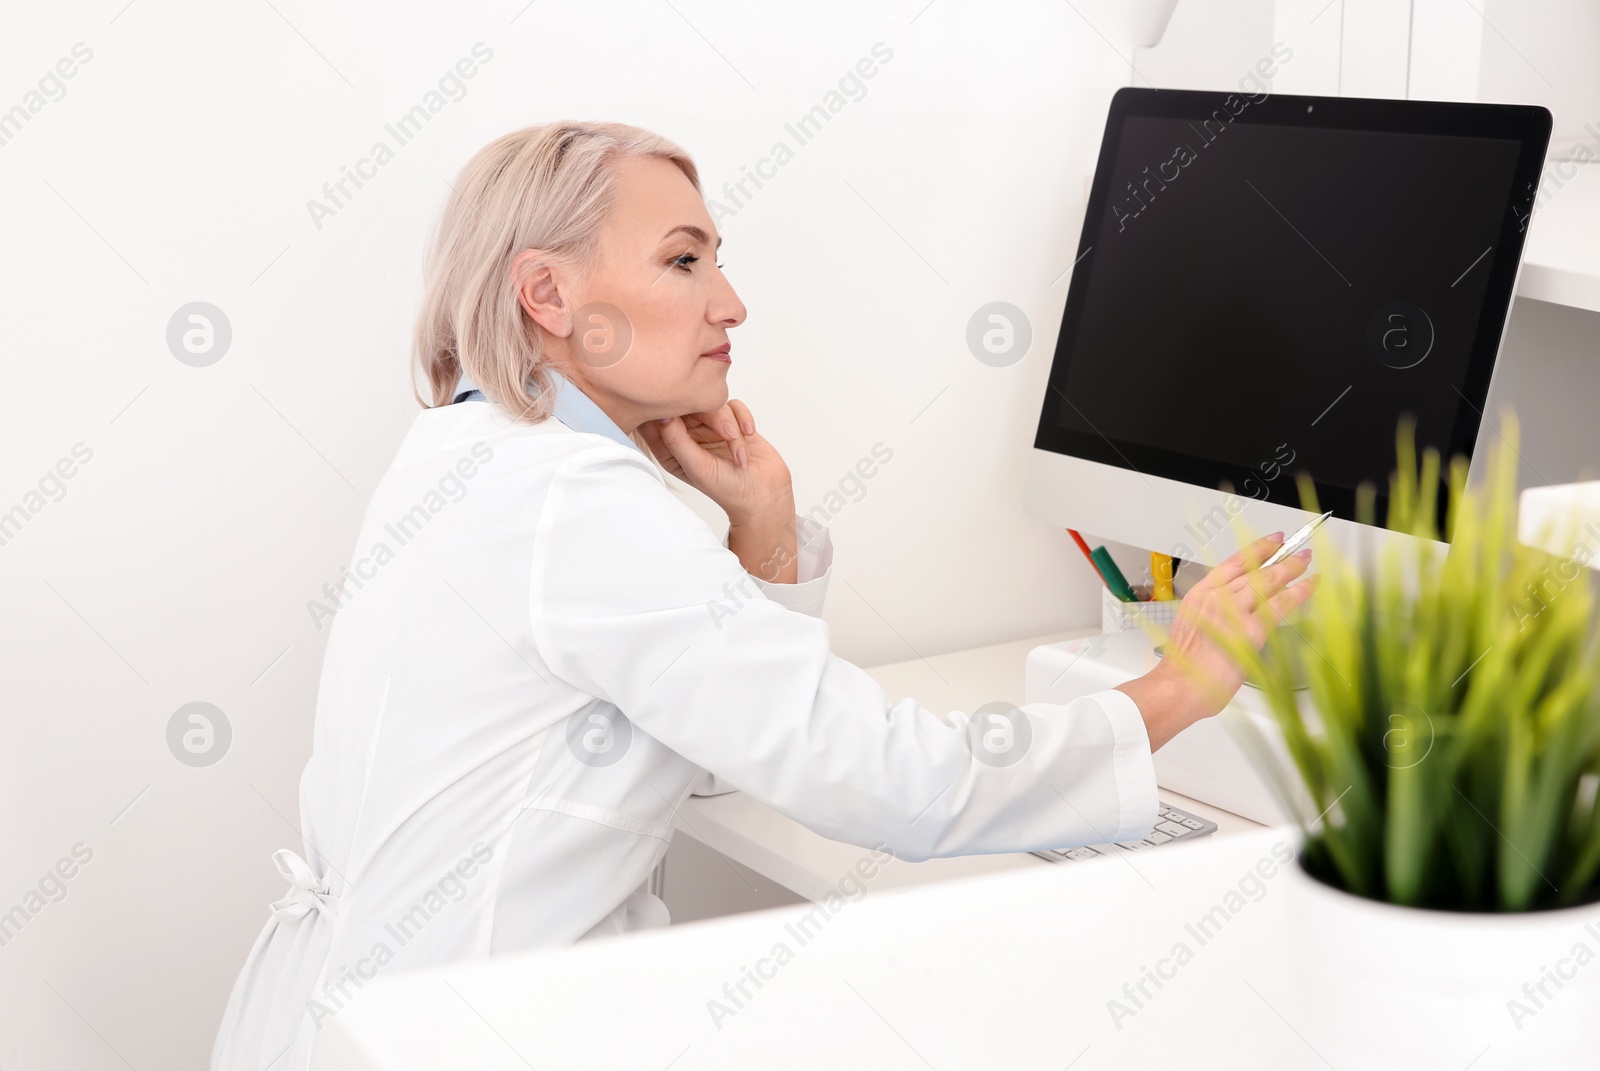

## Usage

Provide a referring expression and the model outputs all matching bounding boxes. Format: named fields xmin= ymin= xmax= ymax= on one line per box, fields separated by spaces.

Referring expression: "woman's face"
xmin=521 ymin=154 xmax=746 ymax=436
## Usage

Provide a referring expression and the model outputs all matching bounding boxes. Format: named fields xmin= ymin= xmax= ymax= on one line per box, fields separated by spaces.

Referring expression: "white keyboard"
xmin=1032 ymin=800 xmax=1219 ymax=862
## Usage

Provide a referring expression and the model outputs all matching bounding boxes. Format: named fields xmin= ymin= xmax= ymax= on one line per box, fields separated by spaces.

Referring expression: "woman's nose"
xmin=709 ymin=271 xmax=746 ymax=328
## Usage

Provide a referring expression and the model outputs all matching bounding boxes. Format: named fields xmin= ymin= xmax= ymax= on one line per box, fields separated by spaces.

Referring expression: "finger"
xmin=686 ymin=424 xmax=724 ymax=445
xmin=1259 ymin=574 xmax=1320 ymax=626
xmin=729 ymin=398 xmax=755 ymax=437
xmin=1230 ymin=550 xmax=1311 ymax=606
xmin=677 ymin=419 xmax=734 ymax=459
xmin=1212 ymin=583 xmax=1262 ymax=644
xmin=657 ymin=416 xmax=718 ymax=483
xmin=1230 ymin=576 xmax=1320 ymax=657
xmin=681 ymin=414 xmax=725 ymax=444
xmin=1206 ymin=532 xmax=1288 ymax=589
xmin=710 ymin=404 xmax=749 ymax=467
xmin=638 ymin=421 xmax=688 ymax=479
xmin=688 ymin=406 xmax=749 ymax=467
xmin=685 ymin=406 xmax=737 ymax=442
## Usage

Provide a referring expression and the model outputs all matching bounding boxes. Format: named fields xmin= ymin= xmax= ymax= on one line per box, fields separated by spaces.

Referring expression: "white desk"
xmin=674 ymin=630 xmax=1265 ymax=905
xmin=315 ymin=828 xmax=1321 ymax=1070
xmin=313 ymin=635 xmax=1560 ymax=1069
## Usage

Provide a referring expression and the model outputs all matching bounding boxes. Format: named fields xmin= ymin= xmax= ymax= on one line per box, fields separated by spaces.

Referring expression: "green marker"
xmin=1090 ymin=546 xmax=1138 ymax=602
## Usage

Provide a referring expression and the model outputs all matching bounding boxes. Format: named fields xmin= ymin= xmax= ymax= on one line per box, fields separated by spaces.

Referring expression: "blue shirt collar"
xmin=452 ymin=366 xmax=640 ymax=455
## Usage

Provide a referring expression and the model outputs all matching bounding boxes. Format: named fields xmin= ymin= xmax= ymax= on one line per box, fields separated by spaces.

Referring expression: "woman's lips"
xmin=700 ymin=348 xmax=731 ymax=363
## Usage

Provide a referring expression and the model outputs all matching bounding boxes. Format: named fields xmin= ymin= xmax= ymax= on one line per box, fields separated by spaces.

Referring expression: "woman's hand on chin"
xmin=638 ymin=398 xmax=794 ymax=527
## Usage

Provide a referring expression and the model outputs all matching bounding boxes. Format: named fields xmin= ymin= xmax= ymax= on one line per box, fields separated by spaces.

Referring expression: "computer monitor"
xmin=1024 ymin=87 xmax=1552 ymax=575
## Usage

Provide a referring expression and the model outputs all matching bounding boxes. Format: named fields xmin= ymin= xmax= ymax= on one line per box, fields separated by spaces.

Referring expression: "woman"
xmin=211 ymin=121 xmax=1315 ymax=1069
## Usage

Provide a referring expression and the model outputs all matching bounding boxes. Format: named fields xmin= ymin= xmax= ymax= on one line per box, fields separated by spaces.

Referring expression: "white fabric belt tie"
xmin=269 ymin=849 xmax=341 ymax=923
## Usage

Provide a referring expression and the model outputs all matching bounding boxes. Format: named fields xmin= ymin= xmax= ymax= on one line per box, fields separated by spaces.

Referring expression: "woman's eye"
xmin=672 ymin=254 xmax=726 ymax=271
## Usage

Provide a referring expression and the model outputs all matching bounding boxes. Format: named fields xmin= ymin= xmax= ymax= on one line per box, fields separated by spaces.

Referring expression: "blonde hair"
xmin=412 ymin=121 xmax=701 ymax=443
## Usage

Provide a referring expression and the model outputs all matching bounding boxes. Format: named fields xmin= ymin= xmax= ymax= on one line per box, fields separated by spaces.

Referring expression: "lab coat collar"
xmin=452 ymin=365 xmax=641 ymax=456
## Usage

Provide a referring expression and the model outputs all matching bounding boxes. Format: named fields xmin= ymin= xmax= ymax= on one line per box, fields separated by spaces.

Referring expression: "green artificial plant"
xmin=1197 ymin=413 xmax=1600 ymax=912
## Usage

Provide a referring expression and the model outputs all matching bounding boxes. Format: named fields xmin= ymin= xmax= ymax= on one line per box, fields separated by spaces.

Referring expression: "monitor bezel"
xmin=1032 ymin=86 xmax=1552 ymax=530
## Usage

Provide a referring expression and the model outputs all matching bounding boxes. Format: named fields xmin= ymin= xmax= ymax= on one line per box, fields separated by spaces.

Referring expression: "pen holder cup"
xmin=1101 ymin=584 xmax=1182 ymax=636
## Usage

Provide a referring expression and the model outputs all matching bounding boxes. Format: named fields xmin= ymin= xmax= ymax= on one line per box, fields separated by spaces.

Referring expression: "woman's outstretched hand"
xmin=1115 ymin=532 xmax=1320 ymax=750
xmin=637 ymin=398 xmax=794 ymax=527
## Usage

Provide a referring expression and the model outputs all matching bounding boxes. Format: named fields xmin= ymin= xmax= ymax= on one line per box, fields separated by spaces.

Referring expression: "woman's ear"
xmin=512 ymin=248 xmax=570 ymax=337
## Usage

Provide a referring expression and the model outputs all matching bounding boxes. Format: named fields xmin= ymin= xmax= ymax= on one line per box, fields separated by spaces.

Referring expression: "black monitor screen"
xmin=1035 ymin=89 xmax=1551 ymax=525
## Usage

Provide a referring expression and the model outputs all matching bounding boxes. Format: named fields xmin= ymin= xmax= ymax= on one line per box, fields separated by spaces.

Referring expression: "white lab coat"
xmin=210 ymin=396 xmax=1158 ymax=1070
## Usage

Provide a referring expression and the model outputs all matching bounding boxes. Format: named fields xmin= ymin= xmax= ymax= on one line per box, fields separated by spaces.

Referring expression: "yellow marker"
xmin=1150 ymin=552 xmax=1175 ymax=600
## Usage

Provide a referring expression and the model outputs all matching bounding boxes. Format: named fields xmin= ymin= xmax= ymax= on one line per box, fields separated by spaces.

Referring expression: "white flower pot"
xmin=1286 ymin=851 xmax=1600 ymax=1068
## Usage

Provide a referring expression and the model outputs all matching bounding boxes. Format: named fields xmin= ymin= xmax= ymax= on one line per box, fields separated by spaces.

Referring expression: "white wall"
xmin=1478 ymin=0 xmax=1600 ymax=157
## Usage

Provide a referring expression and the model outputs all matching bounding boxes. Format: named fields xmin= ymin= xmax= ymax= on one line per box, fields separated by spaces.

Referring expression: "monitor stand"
xmin=1025 ymin=631 xmax=1313 ymax=827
